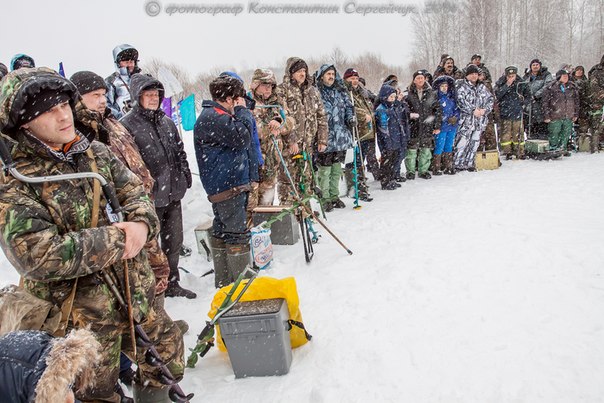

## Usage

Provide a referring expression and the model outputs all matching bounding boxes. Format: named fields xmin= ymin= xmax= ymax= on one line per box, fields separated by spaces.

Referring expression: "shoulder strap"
xmin=53 ymin=148 xmax=102 ymax=336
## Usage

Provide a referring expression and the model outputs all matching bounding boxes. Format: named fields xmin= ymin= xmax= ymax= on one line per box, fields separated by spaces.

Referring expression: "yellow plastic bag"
xmin=209 ymin=276 xmax=311 ymax=352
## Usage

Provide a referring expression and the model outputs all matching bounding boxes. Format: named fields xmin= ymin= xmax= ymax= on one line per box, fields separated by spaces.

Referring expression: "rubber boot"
xmin=343 ymin=166 xmax=354 ymax=197
xmin=432 ymin=154 xmax=442 ymax=175
xmin=443 ymin=152 xmax=456 ymax=175
xmin=226 ymin=243 xmax=252 ymax=281
xmin=210 ymin=236 xmax=229 ymax=288
xmin=132 ymin=384 xmax=171 ymax=403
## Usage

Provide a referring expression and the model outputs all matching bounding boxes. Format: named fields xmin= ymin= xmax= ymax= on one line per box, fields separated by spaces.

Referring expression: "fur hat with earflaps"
xmin=0 ymin=328 xmax=101 ymax=402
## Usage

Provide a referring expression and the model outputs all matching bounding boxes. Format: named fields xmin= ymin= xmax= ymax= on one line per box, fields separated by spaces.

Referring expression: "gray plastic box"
xmin=218 ymin=298 xmax=292 ymax=378
xmin=252 ymin=206 xmax=299 ymax=245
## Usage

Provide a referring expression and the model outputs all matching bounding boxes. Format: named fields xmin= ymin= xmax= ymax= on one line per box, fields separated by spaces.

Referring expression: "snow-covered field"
xmin=2 ymin=138 xmax=604 ymax=402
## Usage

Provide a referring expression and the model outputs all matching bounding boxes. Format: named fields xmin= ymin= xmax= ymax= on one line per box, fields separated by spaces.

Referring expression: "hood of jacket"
xmin=283 ymin=57 xmax=310 ymax=88
xmin=0 ymin=67 xmax=79 ymax=137
xmin=378 ymin=84 xmax=397 ymax=106
xmin=315 ymin=64 xmax=348 ymax=93
xmin=129 ymin=73 xmax=165 ymax=107
xmin=432 ymin=75 xmax=456 ymax=97
xmin=0 ymin=329 xmax=100 ymax=403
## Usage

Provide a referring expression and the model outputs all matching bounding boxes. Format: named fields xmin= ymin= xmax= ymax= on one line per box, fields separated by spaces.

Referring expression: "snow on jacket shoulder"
xmin=194 ymin=100 xmax=257 ymax=200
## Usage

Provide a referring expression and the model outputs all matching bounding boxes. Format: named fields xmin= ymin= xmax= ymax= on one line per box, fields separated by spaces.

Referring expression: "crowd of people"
xmin=0 ymin=47 xmax=602 ymax=402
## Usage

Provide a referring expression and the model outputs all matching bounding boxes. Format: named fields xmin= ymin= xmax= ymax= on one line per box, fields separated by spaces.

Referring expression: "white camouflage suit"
xmin=454 ymin=79 xmax=494 ymax=169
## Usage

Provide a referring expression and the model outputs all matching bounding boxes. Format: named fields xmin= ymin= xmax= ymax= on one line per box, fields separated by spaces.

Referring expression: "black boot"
xmin=323 ymin=201 xmax=334 ymax=212
xmin=165 ymin=281 xmax=197 ymax=299
xmin=210 ymin=236 xmax=229 ymax=288
xmin=333 ymin=198 xmax=346 ymax=209
xmin=226 ymin=243 xmax=252 ymax=280
xmin=432 ymin=154 xmax=443 ymax=175
xmin=132 ymin=384 xmax=171 ymax=403
xmin=115 ymin=383 xmax=134 ymax=403
xmin=443 ymin=153 xmax=456 ymax=175
xmin=359 ymin=193 xmax=373 ymax=202
xmin=419 ymin=172 xmax=432 ymax=179
xmin=406 ymin=171 xmax=416 ymax=180
xmin=381 ymin=181 xmax=398 ymax=190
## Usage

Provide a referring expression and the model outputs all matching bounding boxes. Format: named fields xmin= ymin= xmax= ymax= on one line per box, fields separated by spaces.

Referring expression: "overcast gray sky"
xmin=1 ymin=0 xmax=417 ymax=78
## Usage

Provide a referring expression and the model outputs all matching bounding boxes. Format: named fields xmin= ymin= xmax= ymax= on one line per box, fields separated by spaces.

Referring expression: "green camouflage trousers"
xmin=74 ymin=287 xmax=184 ymax=402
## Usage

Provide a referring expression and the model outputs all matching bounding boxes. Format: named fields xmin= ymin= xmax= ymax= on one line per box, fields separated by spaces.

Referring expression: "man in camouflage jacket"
xmin=275 ymin=57 xmax=328 ymax=205
xmin=344 ymin=67 xmax=375 ymax=201
xmin=70 ymin=70 xmax=171 ymax=296
xmin=0 ymin=68 xmax=184 ymax=402
xmin=588 ymin=54 xmax=604 ymax=150
xmin=249 ymin=68 xmax=294 ymax=208
xmin=313 ymin=64 xmax=355 ymax=210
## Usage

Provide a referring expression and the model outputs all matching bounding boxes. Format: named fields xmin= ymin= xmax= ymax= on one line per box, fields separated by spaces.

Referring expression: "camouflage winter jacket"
xmin=571 ymin=75 xmax=591 ymax=120
xmin=275 ymin=57 xmax=328 ymax=155
xmin=91 ymin=108 xmax=170 ymax=293
xmin=250 ymin=90 xmax=294 ymax=180
xmin=0 ymin=133 xmax=160 ymax=324
xmin=455 ymin=79 xmax=494 ymax=132
xmin=346 ymin=81 xmax=376 ymax=141
xmin=314 ymin=64 xmax=354 ymax=153
xmin=588 ymin=55 xmax=604 ymax=115
xmin=93 ymin=108 xmax=155 ymax=196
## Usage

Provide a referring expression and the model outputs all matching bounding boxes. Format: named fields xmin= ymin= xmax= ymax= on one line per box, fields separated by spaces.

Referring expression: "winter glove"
xmin=447 ymin=116 xmax=458 ymax=125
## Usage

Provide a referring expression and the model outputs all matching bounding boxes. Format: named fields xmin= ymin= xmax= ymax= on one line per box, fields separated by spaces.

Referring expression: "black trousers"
xmin=212 ymin=192 xmax=250 ymax=245
xmin=380 ymin=149 xmax=400 ymax=184
xmin=155 ymin=200 xmax=183 ymax=282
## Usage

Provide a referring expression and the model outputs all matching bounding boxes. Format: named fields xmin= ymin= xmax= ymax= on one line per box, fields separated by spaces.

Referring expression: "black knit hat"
xmin=465 ymin=64 xmax=480 ymax=76
xmin=70 ymin=71 xmax=107 ymax=95
xmin=471 ymin=54 xmax=482 ymax=61
xmin=289 ymin=59 xmax=308 ymax=76
xmin=0 ymin=63 xmax=7 ymax=80
xmin=412 ymin=70 xmax=426 ymax=79
xmin=556 ymin=69 xmax=569 ymax=80
xmin=19 ymin=89 xmax=71 ymax=128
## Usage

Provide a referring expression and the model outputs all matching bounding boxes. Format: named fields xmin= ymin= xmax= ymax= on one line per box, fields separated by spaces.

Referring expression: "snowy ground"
xmin=2 ymin=142 xmax=604 ymax=402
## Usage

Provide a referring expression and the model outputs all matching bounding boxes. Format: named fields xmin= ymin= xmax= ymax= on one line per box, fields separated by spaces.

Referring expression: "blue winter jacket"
xmin=375 ymin=85 xmax=406 ymax=151
xmin=194 ymin=100 xmax=259 ymax=198
xmin=220 ymin=71 xmax=264 ymax=166
xmin=433 ymin=75 xmax=459 ymax=132
xmin=314 ymin=64 xmax=355 ymax=152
